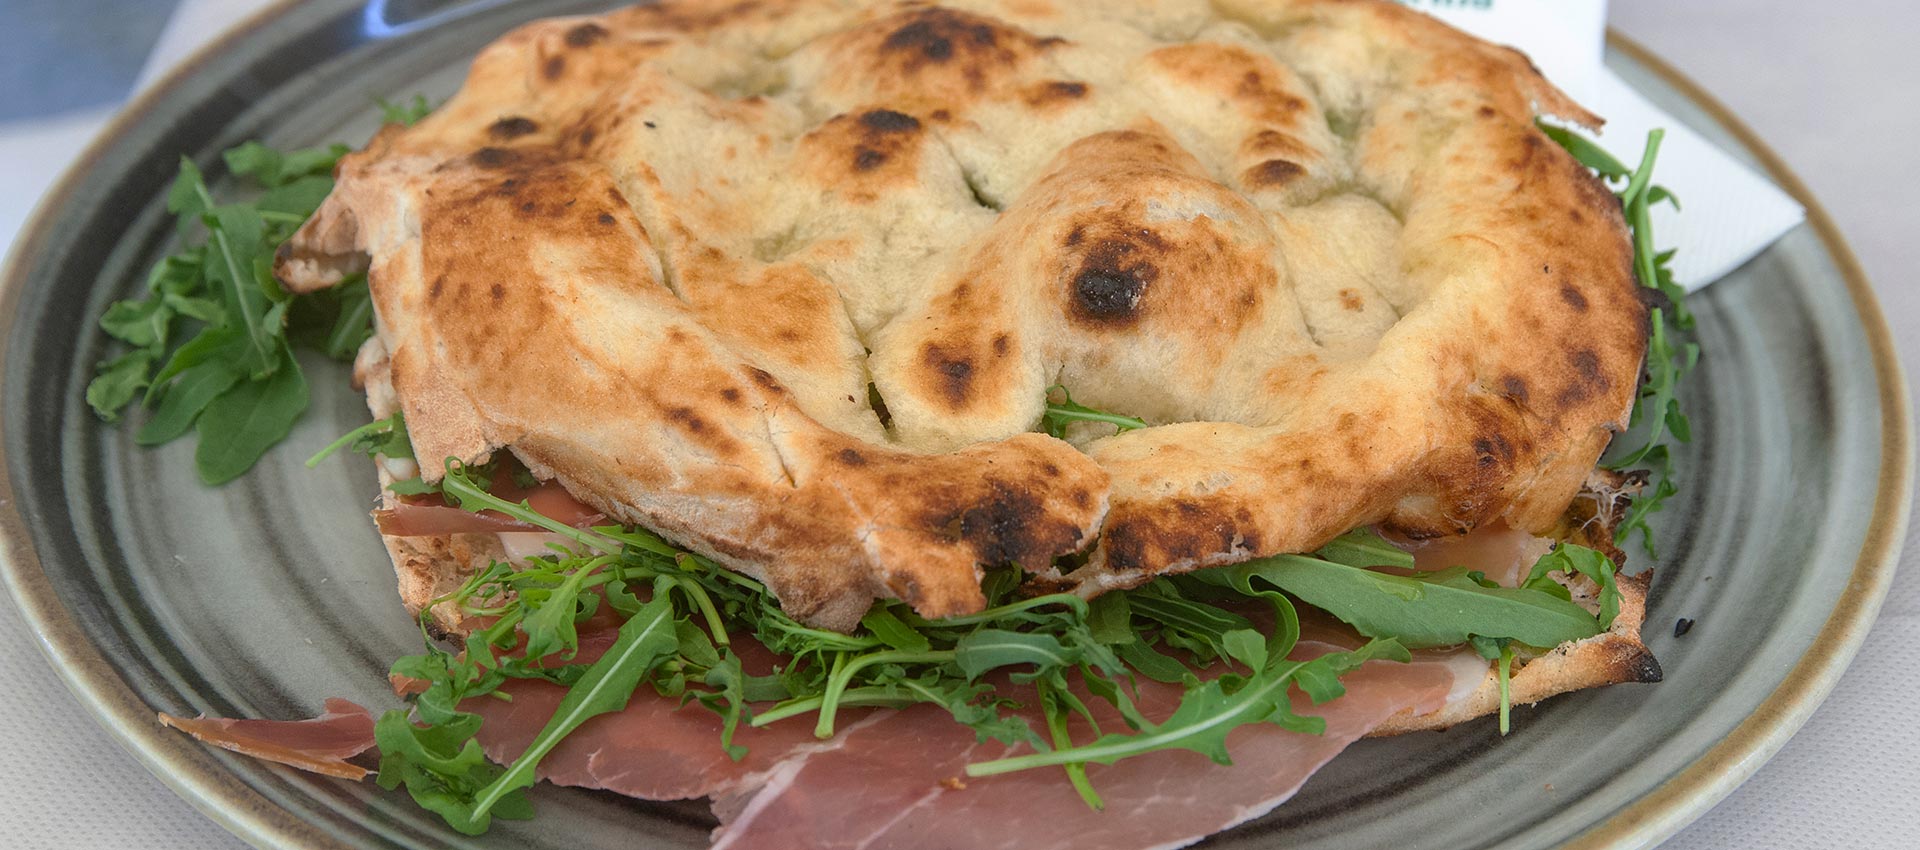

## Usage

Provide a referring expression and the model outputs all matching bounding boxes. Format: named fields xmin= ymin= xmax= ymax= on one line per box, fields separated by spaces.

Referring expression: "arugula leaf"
xmin=147 ymin=324 xmax=244 ymax=391
xmin=166 ymin=157 xmax=212 ymax=238
xmin=306 ymin=411 xmax=413 ymax=467
xmin=439 ymin=459 xmax=620 ymax=554
xmin=1036 ymin=675 xmax=1103 ymax=810
xmin=98 ymin=297 xmax=172 ymax=348
xmin=954 ymin=629 xmax=1075 ymax=679
xmin=136 ymin=360 xmax=241 ymax=446
xmin=258 ymin=176 xmax=338 ymax=219
xmin=378 ymin=94 xmax=435 ymax=126
xmin=466 ymin=588 xmax=681 ymax=822
xmin=1312 ymin=527 xmax=1415 ymax=570
xmin=86 ymin=351 xmax=158 ymax=421
xmin=285 ymin=271 xmax=373 ymax=362
xmin=148 ymin=253 xmax=204 ymax=296
xmin=1179 ymin=561 xmax=1302 ymax=665
xmin=320 ymin=274 xmax=376 ymax=358
xmin=1220 ymin=629 xmax=1268 ymax=672
xmin=193 ymin=344 xmax=309 ymax=484
xmin=202 ymin=204 xmax=280 ymax=377
xmin=1039 ymin=385 xmax=1147 ymax=439
xmin=517 ymin=557 xmax=612 ymax=662
xmin=966 ymin=639 xmax=1407 ymax=777
xmin=1204 ymin=554 xmax=1603 ymax=650
xmin=90 ymin=140 xmax=377 ymax=483
xmin=698 ymin=651 xmax=753 ymax=760
xmin=1525 ymin=544 xmax=1621 ymax=630
xmin=1537 ymin=123 xmax=1631 ymax=180
xmin=1468 ymin=633 xmax=1524 ymax=734
xmin=1116 ymin=640 xmax=1192 ymax=684
xmin=1542 ymin=124 xmax=1699 ymax=555
xmin=374 ymin=711 xmax=531 ymax=836
xmin=1085 ymin=593 xmax=1135 ymax=646
xmin=811 ymin=648 xmax=959 ymax=737
xmin=1290 ymin=639 xmax=1399 ymax=705
xmin=861 ymin=604 xmax=932 ymax=653
xmin=1128 ymin=592 xmax=1256 ymax=664
xmin=1128 ymin=592 xmax=1255 ymax=638
xmin=222 ymin=141 xmax=350 ymax=187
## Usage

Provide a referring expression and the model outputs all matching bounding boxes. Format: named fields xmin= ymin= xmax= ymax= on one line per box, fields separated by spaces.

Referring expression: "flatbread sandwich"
xmin=111 ymin=1 xmax=1695 ymax=846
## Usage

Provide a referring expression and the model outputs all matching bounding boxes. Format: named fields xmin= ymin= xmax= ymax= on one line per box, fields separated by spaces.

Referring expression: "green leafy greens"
xmin=374 ymin=462 xmax=1627 ymax=833
xmin=377 ymin=94 xmax=436 ymax=127
xmin=88 ymin=95 xmax=441 ymax=484
xmin=966 ymin=638 xmax=1408 ymax=778
xmin=305 ymin=410 xmax=413 ymax=468
xmin=85 ymin=141 xmax=368 ymax=484
xmin=1040 ymin=385 xmax=1148 ymax=439
xmin=1204 ymin=554 xmax=1606 ymax=650
xmin=1540 ymin=124 xmax=1699 ymax=555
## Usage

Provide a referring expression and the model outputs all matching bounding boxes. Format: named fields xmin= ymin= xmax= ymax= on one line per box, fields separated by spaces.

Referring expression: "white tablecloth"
xmin=1 ymin=1 xmax=1914 ymax=847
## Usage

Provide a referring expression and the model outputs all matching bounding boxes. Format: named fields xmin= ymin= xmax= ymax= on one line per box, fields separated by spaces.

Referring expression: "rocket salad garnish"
xmin=1541 ymin=124 xmax=1698 ymax=555
xmin=370 ymin=458 xmax=1625 ymax=831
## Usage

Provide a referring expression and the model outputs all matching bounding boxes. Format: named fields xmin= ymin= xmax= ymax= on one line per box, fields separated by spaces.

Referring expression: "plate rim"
xmin=0 ymin=3 xmax=351 ymax=846
xmin=1560 ymin=33 xmax=1915 ymax=849
xmin=0 ymin=7 xmax=1907 ymax=848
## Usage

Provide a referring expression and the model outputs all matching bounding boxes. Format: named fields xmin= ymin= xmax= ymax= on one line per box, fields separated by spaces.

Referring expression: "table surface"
xmin=2 ymin=1 xmax=1914 ymax=847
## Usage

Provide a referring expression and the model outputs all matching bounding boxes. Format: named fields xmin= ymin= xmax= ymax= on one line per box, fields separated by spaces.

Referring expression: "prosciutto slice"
xmin=1397 ymin=523 xmax=1554 ymax=587
xmin=466 ymin=636 xmax=856 ymax=800
xmin=157 ymin=698 xmax=376 ymax=780
xmin=466 ymin=626 xmax=1454 ymax=847
xmin=709 ymin=645 xmax=1453 ymax=850
xmin=376 ymin=470 xmax=606 ymax=537
xmin=167 ymin=628 xmax=1453 ymax=849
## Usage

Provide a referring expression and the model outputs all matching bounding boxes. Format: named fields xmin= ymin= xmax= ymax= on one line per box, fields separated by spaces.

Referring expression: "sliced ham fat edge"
xmin=1399 ymin=522 xmax=1555 ymax=587
xmin=375 ymin=469 xmax=605 ymax=536
xmin=157 ymin=698 xmax=377 ymax=780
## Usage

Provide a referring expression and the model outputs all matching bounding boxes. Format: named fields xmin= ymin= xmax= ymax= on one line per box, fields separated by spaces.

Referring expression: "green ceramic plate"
xmin=0 ymin=2 xmax=1908 ymax=848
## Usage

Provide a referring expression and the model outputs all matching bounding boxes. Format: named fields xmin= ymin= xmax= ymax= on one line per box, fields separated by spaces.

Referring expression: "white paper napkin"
xmin=1405 ymin=0 xmax=1806 ymax=290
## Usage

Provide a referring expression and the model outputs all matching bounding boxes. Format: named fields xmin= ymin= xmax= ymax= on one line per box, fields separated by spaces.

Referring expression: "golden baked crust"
xmin=279 ymin=0 xmax=1647 ymax=627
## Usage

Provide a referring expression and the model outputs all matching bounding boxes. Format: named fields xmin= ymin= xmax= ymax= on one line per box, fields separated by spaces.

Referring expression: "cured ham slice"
xmin=447 ymin=626 xmax=1452 ymax=849
xmin=376 ymin=478 xmax=606 ymax=536
xmin=708 ymin=647 xmax=1452 ymax=850
xmin=466 ymin=632 xmax=866 ymax=800
xmin=166 ymin=633 xmax=1451 ymax=849
xmin=157 ymin=698 xmax=376 ymax=780
xmin=1398 ymin=523 xmax=1555 ymax=587
xmin=459 ymin=626 xmax=1453 ymax=849
xmin=467 ymin=675 xmax=848 ymax=800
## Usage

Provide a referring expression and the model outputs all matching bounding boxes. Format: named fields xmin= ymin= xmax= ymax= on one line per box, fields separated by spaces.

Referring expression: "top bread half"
xmin=277 ymin=0 xmax=1650 ymax=630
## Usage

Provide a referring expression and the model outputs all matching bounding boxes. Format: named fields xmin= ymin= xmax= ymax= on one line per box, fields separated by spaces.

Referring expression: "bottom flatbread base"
xmin=1371 ymin=570 xmax=1659 ymax=735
